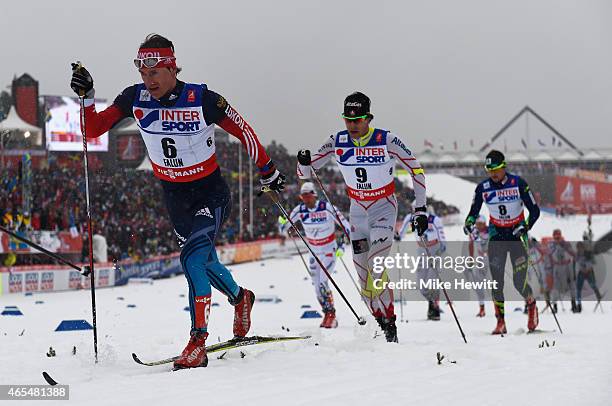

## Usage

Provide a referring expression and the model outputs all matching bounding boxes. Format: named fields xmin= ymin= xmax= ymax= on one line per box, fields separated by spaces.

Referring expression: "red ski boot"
xmin=173 ymin=331 xmax=208 ymax=370
xmin=233 ymin=287 xmax=255 ymax=338
xmin=492 ymin=303 xmax=507 ymax=335
xmin=476 ymin=304 xmax=485 ymax=317
xmin=526 ymin=298 xmax=539 ymax=332
xmin=320 ymin=311 xmax=338 ymax=328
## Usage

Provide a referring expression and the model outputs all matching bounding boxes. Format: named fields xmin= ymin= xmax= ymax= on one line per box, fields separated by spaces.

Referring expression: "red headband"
xmin=136 ymin=47 xmax=176 ymax=68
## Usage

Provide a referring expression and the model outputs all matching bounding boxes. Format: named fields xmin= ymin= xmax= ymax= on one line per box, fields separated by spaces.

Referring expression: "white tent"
xmin=459 ymin=152 xmax=480 ymax=162
xmin=556 ymin=149 xmax=581 ymax=162
xmin=0 ymin=106 xmax=42 ymax=146
xmin=531 ymin=151 xmax=554 ymax=162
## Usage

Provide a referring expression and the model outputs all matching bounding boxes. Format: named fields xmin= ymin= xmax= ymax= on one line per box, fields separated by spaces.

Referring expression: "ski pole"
xmin=263 ymin=187 xmax=366 ymax=325
xmin=76 ymin=61 xmax=99 ymax=362
xmin=521 ymin=235 xmax=563 ymax=334
xmin=311 ymin=168 xmax=351 ymax=242
xmin=289 ymin=235 xmax=313 ymax=279
xmin=337 ymin=254 xmax=362 ymax=297
xmin=0 ymin=225 xmax=89 ymax=275
xmin=419 ymin=236 xmax=467 ymax=343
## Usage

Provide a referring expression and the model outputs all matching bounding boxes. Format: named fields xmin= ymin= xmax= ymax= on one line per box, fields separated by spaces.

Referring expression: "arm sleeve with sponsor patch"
xmin=297 ymin=135 xmax=334 ymax=179
xmin=80 ymin=85 xmax=136 ymax=138
xmin=467 ymin=183 xmax=484 ymax=221
xmin=518 ymin=177 xmax=540 ymax=229
xmin=386 ymin=133 xmax=426 ymax=207
xmin=203 ymin=89 xmax=275 ymax=176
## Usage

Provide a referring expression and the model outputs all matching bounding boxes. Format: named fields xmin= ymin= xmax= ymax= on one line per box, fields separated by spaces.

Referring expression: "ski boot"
xmin=427 ymin=301 xmax=441 ymax=321
xmin=376 ymin=315 xmax=398 ymax=343
xmin=552 ymin=302 xmax=558 ymax=314
xmin=526 ymin=298 xmax=539 ymax=332
xmin=571 ymin=299 xmax=578 ymax=313
xmin=492 ymin=303 xmax=507 ymax=335
xmin=476 ymin=304 xmax=486 ymax=317
xmin=576 ymin=302 xmax=582 ymax=313
xmin=320 ymin=310 xmax=338 ymax=328
xmin=232 ymin=287 xmax=255 ymax=338
xmin=173 ymin=331 xmax=208 ymax=370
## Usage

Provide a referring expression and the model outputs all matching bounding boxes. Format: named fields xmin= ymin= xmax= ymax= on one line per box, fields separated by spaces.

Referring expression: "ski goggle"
xmin=484 ymin=161 xmax=506 ymax=172
xmin=342 ymin=114 xmax=369 ymax=120
xmin=134 ymin=47 xmax=176 ymax=69
xmin=133 ymin=56 xmax=176 ymax=69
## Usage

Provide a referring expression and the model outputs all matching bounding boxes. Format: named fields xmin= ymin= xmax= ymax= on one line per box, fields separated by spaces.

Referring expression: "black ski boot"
xmin=427 ymin=301 xmax=440 ymax=321
xmin=571 ymin=299 xmax=578 ymax=313
xmin=576 ymin=303 xmax=582 ymax=313
xmin=376 ymin=315 xmax=398 ymax=343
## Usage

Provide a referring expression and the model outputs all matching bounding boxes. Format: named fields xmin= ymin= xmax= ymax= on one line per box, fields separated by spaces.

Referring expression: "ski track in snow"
xmin=1 ymin=174 xmax=611 ymax=405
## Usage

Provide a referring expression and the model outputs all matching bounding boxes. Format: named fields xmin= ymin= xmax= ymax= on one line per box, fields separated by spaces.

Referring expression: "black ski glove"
xmin=411 ymin=206 xmax=428 ymax=236
xmin=297 ymin=149 xmax=311 ymax=166
xmin=70 ymin=62 xmax=95 ymax=98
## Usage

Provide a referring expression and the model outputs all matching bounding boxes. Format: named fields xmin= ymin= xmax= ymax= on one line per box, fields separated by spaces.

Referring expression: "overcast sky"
xmin=3 ymin=0 xmax=611 ymax=154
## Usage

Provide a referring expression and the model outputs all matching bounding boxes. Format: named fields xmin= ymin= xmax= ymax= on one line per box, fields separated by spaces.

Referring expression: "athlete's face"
xmin=344 ymin=117 xmax=371 ymax=138
xmin=300 ymin=193 xmax=317 ymax=208
xmin=487 ymin=167 xmax=506 ymax=183
xmin=139 ymin=67 xmax=177 ymax=99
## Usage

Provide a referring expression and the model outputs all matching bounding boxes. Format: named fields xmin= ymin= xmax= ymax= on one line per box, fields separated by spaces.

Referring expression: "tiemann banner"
xmin=555 ymin=175 xmax=612 ymax=213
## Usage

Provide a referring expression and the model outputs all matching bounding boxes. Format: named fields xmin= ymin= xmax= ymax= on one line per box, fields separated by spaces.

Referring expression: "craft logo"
xmin=40 ymin=272 xmax=54 ymax=291
xmin=9 ymin=273 xmax=23 ymax=293
xmin=25 ymin=272 xmax=39 ymax=292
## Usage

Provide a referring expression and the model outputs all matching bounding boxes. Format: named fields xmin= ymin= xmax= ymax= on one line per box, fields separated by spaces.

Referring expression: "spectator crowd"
xmin=1 ymin=137 xmax=459 ymax=265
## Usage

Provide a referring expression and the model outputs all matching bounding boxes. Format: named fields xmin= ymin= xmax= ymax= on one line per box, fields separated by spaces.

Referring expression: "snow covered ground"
xmin=1 ymin=173 xmax=610 ymax=405
xmin=1 ymin=251 xmax=611 ymax=406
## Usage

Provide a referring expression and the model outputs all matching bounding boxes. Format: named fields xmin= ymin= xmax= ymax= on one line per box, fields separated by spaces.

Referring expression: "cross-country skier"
xmin=279 ymin=182 xmax=351 ymax=328
xmin=69 ymin=34 xmax=286 ymax=369
xmin=464 ymin=150 xmax=540 ymax=334
xmin=547 ymin=229 xmax=578 ymax=312
xmin=575 ymin=241 xmax=602 ymax=312
xmin=467 ymin=215 xmax=489 ymax=318
xmin=398 ymin=206 xmax=446 ymax=321
xmin=296 ymin=92 xmax=428 ymax=342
